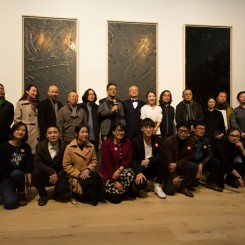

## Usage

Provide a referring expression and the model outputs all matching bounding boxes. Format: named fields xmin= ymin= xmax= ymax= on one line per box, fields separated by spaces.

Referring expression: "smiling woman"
xmin=0 ymin=122 xmax=32 ymax=209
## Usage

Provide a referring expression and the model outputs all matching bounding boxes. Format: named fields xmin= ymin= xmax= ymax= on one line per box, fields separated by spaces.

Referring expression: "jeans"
xmin=0 ymin=169 xmax=26 ymax=209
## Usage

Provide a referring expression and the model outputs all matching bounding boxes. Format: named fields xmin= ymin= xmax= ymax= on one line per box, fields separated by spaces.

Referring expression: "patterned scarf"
xmin=216 ymin=101 xmax=230 ymax=110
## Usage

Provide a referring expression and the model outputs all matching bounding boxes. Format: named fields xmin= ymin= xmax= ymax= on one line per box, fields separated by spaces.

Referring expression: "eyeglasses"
xmin=229 ymin=134 xmax=240 ymax=138
xmin=196 ymin=127 xmax=205 ymax=131
xmin=178 ymin=130 xmax=189 ymax=135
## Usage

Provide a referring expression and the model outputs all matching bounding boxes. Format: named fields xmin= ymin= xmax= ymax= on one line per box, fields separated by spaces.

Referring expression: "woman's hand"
xmin=172 ymin=176 xmax=181 ymax=187
xmin=112 ymin=170 xmax=120 ymax=180
xmin=238 ymin=178 xmax=245 ymax=187
xmin=215 ymin=133 xmax=224 ymax=140
xmin=79 ymin=169 xmax=90 ymax=179
xmin=49 ymin=173 xmax=58 ymax=184
xmin=114 ymin=181 xmax=123 ymax=191
xmin=135 ymin=173 xmax=146 ymax=185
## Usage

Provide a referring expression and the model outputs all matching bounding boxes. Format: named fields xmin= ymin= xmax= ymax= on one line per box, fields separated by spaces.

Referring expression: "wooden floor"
xmin=1 ymin=184 xmax=245 ymax=245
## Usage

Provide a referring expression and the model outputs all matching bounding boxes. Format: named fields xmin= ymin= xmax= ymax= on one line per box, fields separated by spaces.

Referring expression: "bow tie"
xmin=131 ymin=99 xmax=138 ymax=103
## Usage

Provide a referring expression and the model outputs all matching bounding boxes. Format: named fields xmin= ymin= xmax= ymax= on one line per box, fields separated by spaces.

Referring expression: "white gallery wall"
xmin=0 ymin=0 xmax=244 ymax=108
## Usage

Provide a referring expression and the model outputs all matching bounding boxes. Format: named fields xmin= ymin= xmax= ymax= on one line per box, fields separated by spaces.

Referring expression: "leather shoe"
xmin=38 ymin=196 xmax=48 ymax=206
xmin=206 ymin=183 xmax=223 ymax=192
xmin=179 ymin=187 xmax=194 ymax=197
xmin=187 ymin=186 xmax=196 ymax=192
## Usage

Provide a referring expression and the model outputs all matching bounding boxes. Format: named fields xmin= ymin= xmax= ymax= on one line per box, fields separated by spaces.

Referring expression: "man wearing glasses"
xmin=98 ymin=82 xmax=125 ymax=140
xmin=163 ymin=121 xmax=198 ymax=197
xmin=190 ymin=122 xmax=223 ymax=192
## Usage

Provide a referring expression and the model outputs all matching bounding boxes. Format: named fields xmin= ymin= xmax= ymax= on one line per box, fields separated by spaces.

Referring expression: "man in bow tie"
xmin=123 ymin=85 xmax=145 ymax=139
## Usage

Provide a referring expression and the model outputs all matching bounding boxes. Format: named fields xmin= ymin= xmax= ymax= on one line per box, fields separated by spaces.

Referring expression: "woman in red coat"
xmin=100 ymin=122 xmax=134 ymax=203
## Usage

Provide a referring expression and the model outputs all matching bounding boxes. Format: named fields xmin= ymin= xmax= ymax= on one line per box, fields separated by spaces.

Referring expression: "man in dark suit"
xmin=163 ymin=121 xmax=198 ymax=197
xmin=123 ymin=85 xmax=145 ymax=139
xmin=132 ymin=118 xmax=167 ymax=199
xmin=38 ymin=85 xmax=63 ymax=140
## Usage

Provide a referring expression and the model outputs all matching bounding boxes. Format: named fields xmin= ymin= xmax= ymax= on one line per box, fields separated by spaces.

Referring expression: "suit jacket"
xmin=38 ymin=98 xmax=63 ymax=140
xmin=132 ymin=134 xmax=164 ymax=175
xmin=34 ymin=138 xmax=66 ymax=179
xmin=98 ymin=98 xmax=125 ymax=136
xmin=123 ymin=99 xmax=145 ymax=139
xmin=163 ymin=135 xmax=195 ymax=178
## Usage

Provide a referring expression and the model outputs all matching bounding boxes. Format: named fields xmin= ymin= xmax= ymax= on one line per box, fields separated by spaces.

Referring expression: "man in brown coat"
xmin=163 ymin=121 xmax=198 ymax=197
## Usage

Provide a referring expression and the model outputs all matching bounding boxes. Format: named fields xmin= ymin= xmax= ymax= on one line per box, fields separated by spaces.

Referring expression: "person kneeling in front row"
xmin=33 ymin=126 xmax=70 ymax=206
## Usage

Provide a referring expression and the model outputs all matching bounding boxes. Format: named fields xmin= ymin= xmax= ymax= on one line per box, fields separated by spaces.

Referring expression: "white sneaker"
xmin=154 ymin=183 xmax=166 ymax=199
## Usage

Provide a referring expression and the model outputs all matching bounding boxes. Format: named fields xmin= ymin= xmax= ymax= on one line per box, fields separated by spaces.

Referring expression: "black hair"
xmin=111 ymin=122 xmax=127 ymax=142
xmin=182 ymin=88 xmax=192 ymax=97
xmin=237 ymin=91 xmax=245 ymax=101
xmin=45 ymin=125 xmax=60 ymax=135
xmin=19 ymin=84 xmax=39 ymax=102
xmin=75 ymin=124 xmax=90 ymax=135
xmin=107 ymin=82 xmax=117 ymax=90
xmin=82 ymin=88 xmax=97 ymax=103
xmin=193 ymin=121 xmax=206 ymax=129
xmin=159 ymin=90 xmax=172 ymax=105
xmin=176 ymin=121 xmax=190 ymax=130
xmin=228 ymin=128 xmax=241 ymax=136
xmin=140 ymin=118 xmax=155 ymax=128
xmin=10 ymin=122 xmax=28 ymax=142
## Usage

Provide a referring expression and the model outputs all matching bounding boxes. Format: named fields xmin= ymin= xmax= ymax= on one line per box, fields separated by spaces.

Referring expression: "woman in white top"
xmin=140 ymin=91 xmax=162 ymax=135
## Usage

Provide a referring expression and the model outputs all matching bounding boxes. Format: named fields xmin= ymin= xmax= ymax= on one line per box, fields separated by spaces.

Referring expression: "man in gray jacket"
xmin=98 ymin=82 xmax=125 ymax=140
xmin=57 ymin=90 xmax=87 ymax=144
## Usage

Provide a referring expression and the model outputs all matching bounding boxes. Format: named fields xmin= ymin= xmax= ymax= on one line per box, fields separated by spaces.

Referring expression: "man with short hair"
xmin=216 ymin=91 xmax=233 ymax=132
xmin=33 ymin=126 xmax=70 ymax=206
xmin=122 ymin=85 xmax=145 ymax=139
xmin=191 ymin=122 xmax=223 ymax=192
xmin=132 ymin=118 xmax=167 ymax=199
xmin=163 ymin=122 xmax=198 ymax=197
xmin=57 ymin=90 xmax=87 ymax=144
xmin=175 ymin=89 xmax=204 ymax=132
xmin=0 ymin=84 xmax=14 ymax=144
xmin=230 ymin=91 xmax=245 ymax=139
xmin=98 ymin=82 xmax=125 ymax=140
xmin=38 ymin=85 xmax=63 ymax=140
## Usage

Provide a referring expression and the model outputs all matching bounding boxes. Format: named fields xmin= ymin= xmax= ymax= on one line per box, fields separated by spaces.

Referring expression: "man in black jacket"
xmin=123 ymin=85 xmax=145 ymax=139
xmin=132 ymin=118 xmax=167 ymax=199
xmin=38 ymin=85 xmax=63 ymax=140
xmin=33 ymin=126 xmax=70 ymax=206
xmin=176 ymin=89 xmax=204 ymax=133
xmin=0 ymin=84 xmax=14 ymax=144
xmin=191 ymin=121 xmax=223 ymax=192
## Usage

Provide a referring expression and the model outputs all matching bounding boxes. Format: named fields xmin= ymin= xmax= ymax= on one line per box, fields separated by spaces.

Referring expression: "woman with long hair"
xmin=0 ymin=122 xmax=32 ymax=209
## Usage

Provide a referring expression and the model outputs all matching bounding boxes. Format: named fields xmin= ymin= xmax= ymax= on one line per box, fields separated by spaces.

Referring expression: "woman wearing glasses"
xmin=100 ymin=122 xmax=134 ymax=203
xmin=216 ymin=128 xmax=245 ymax=188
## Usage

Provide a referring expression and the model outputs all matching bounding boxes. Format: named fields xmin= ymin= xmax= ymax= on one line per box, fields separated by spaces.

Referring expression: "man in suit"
xmin=98 ymin=82 xmax=125 ymax=140
xmin=132 ymin=118 xmax=167 ymax=199
xmin=33 ymin=126 xmax=70 ymax=206
xmin=123 ymin=85 xmax=145 ymax=139
xmin=163 ymin=121 xmax=198 ymax=197
xmin=38 ymin=85 xmax=63 ymax=140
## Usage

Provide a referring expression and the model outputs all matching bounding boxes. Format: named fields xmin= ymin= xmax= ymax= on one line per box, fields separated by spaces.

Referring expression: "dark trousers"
xmin=0 ymin=169 xmax=26 ymax=209
xmin=204 ymin=158 xmax=221 ymax=183
xmin=164 ymin=161 xmax=198 ymax=195
xmin=134 ymin=160 xmax=166 ymax=190
xmin=225 ymin=162 xmax=245 ymax=185
xmin=32 ymin=169 xmax=70 ymax=198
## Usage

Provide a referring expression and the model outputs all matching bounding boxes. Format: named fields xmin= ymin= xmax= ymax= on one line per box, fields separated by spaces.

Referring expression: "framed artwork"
xmin=185 ymin=25 xmax=231 ymax=107
xmin=23 ymin=16 xmax=77 ymax=104
xmin=108 ymin=21 xmax=157 ymax=101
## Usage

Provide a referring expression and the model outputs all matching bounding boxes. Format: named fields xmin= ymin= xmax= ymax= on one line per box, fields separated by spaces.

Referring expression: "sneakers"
xmin=18 ymin=193 xmax=27 ymax=206
xmin=154 ymin=183 xmax=166 ymax=199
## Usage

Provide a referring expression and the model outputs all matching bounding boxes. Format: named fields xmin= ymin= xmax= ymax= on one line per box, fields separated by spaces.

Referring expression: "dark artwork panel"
xmin=108 ymin=21 xmax=157 ymax=101
xmin=23 ymin=16 xmax=77 ymax=104
xmin=185 ymin=26 xmax=231 ymax=108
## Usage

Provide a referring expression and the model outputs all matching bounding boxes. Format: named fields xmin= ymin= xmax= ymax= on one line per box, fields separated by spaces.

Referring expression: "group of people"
xmin=0 ymin=82 xmax=244 ymax=210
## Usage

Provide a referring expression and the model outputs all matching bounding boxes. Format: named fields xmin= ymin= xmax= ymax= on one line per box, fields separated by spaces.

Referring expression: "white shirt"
xmin=140 ymin=105 xmax=162 ymax=135
xmin=144 ymin=140 xmax=152 ymax=159
xmin=48 ymin=142 xmax=58 ymax=159
xmin=218 ymin=109 xmax=228 ymax=131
